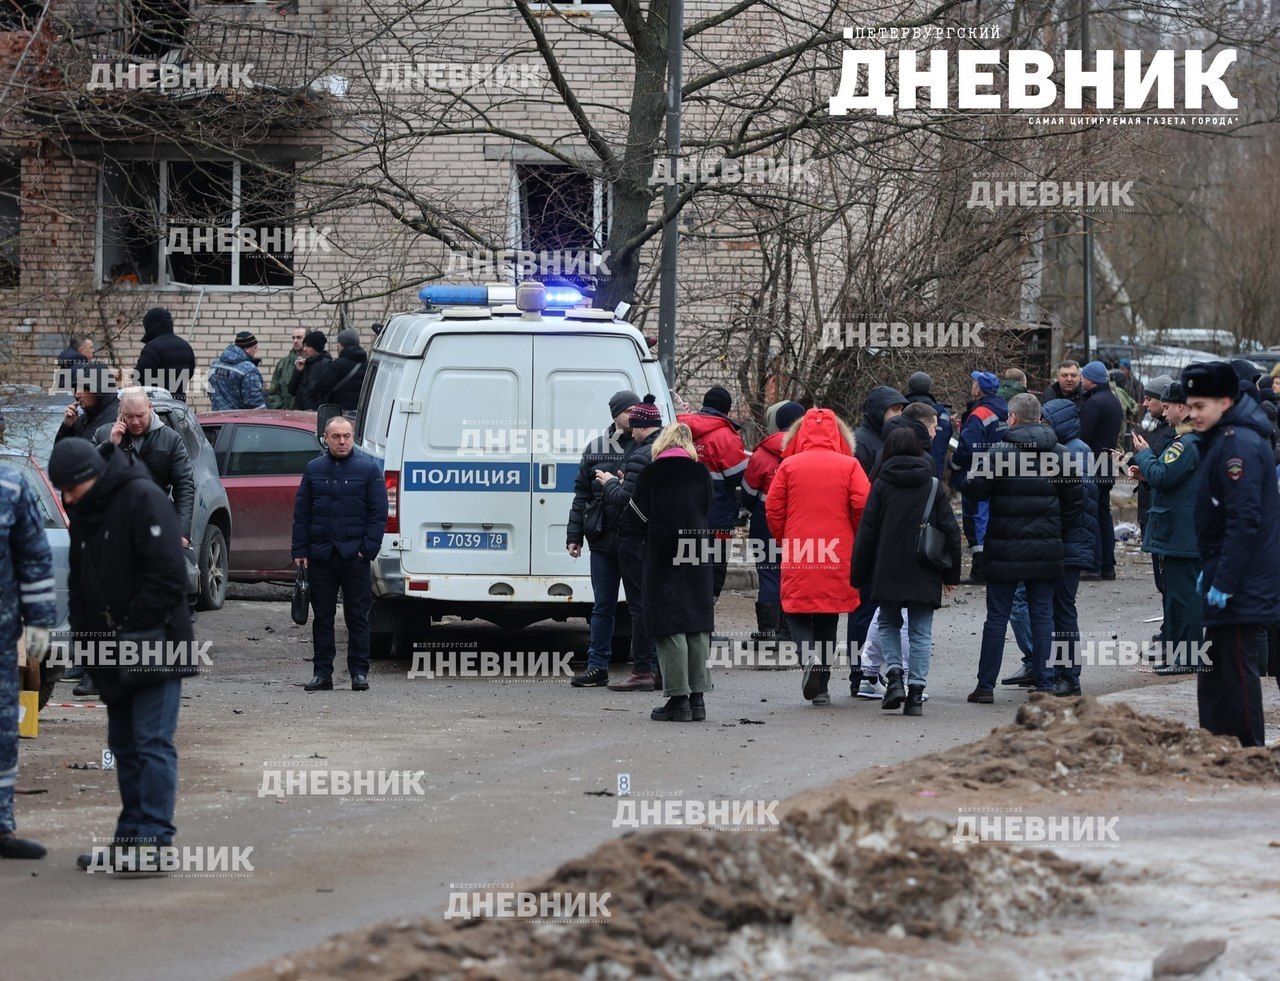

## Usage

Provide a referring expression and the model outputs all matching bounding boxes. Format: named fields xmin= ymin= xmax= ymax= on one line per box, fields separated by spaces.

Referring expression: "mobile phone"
xmin=1122 ymin=430 xmax=1135 ymax=453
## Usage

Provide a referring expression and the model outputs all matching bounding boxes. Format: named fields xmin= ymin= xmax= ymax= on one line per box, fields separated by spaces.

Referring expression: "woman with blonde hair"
xmin=629 ymin=422 xmax=716 ymax=721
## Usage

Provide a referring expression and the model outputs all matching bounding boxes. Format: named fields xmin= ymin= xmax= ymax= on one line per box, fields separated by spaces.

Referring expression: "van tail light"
xmin=385 ymin=470 xmax=400 ymax=534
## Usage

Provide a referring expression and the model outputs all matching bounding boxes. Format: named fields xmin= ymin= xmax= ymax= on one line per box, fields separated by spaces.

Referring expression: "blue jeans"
xmin=1010 ymin=582 xmax=1033 ymax=661
xmin=1052 ymin=569 xmax=1082 ymax=684
xmin=978 ymin=580 xmax=1054 ymax=691
xmin=878 ymin=603 xmax=934 ymax=687
xmin=106 ymin=678 xmax=183 ymax=845
xmin=587 ymin=546 xmax=624 ymax=671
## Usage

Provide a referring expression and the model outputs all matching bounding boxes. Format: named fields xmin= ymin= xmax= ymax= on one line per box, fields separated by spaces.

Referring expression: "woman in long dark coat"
xmin=630 ymin=423 xmax=715 ymax=722
xmin=850 ymin=427 xmax=962 ymax=716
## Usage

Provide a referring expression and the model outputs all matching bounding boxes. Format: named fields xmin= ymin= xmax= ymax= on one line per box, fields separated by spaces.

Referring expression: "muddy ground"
xmin=5 ymin=538 xmax=1280 ymax=979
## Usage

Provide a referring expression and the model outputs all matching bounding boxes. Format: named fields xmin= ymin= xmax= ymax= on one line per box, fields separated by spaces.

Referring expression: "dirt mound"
xmin=860 ymin=694 xmax=1280 ymax=796
xmin=247 ymin=800 xmax=1099 ymax=980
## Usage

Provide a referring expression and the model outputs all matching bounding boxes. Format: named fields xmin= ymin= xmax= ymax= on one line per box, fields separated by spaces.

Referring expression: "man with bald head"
xmin=94 ymin=388 xmax=195 ymax=547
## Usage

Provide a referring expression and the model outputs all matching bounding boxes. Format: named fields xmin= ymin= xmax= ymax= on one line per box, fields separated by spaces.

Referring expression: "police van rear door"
xmin=398 ymin=332 xmax=533 ymax=577
xmin=529 ymin=332 xmax=651 ymax=578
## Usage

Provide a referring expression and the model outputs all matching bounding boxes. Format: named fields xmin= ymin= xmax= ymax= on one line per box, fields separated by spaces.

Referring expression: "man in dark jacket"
xmin=949 ymin=371 xmax=1008 ymax=583
xmin=289 ymin=331 xmax=333 ymax=411
xmin=1042 ymin=360 xmax=1084 ymax=405
xmin=292 ymin=416 xmax=388 ymax=692
xmin=1042 ymin=399 xmax=1099 ymax=695
xmin=1132 ymin=381 xmax=1202 ymax=675
xmin=903 ymin=371 xmax=951 ymax=477
xmin=566 ymin=390 xmax=636 ymax=687
xmin=1078 ymin=360 xmax=1123 ymax=578
xmin=314 ymin=329 xmax=368 ymax=412
xmin=1182 ymin=361 xmax=1280 ymax=747
xmin=55 ymin=363 xmax=120 ymax=444
xmin=135 ymin=308 xmax=195 ymax=402
xmin=853 ymin=385 xmax=908 ymax=476
xmin=1134 ymin=375 xmax=1178 ymax=593
xmin=48 ymin=439 xmax=196 ymax=872
xmin=78 ymin=388 xmax=198 ymax=697
xmin=597 ymin=396 xmax=661 ymax=692
xmin=677 ymin=387 xmax=750 ymax=599
xmin=963 ymin=393 xmax=1084 ymax=700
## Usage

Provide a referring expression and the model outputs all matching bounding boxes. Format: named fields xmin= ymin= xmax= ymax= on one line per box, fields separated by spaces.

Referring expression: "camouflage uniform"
xmin=0 ymin=466 xmax=58 ymax=834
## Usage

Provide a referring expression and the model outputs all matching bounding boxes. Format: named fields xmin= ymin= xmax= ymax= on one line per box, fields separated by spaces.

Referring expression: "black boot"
xmin=882 ymin=667 xmax=906 ymax=710
xmin=304 ymin=675 xmax=333 ymax=692
xmin=0 ymin=833 xmax=46 ymax=860
xmin=571 ymin=666 xmax=609 ymax=687
xmin=903 ymin=685 xmax=924 ymax=716
xmin=1001 ymin=661 xmax=1036 ymax=686
xmin=750 ymin=602 xmax=779 ymax=642
xmin=690 ymin=692 xmax=706 ymax=721
xmin=651 ymin=695 xmax=692 ymax=722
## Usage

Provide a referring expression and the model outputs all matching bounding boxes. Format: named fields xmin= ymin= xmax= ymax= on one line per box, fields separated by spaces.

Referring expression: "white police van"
xmin=356 ymin=282 xmax=674 ymax=656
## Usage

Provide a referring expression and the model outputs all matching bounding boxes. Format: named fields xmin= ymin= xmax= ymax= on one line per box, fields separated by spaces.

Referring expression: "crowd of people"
xmin=567 ymin=361 xmax=1280 ymax=745
xmin=55 ymin=307 xmax=371 ymax=413
xmin=4 ymin=331 xmax=1279 ymax=866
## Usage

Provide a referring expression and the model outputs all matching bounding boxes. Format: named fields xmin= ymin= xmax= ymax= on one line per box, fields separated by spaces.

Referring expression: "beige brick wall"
xmin=1 ymin=0 xmax=848 ymax=412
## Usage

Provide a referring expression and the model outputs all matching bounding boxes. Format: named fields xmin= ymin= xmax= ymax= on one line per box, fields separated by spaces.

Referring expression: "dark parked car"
xmin=198 ymin=410 xmax=321 ymax=581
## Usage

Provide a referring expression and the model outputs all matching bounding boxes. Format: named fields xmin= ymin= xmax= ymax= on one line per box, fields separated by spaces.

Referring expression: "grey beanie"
xmin=906 ymin=371 xmax=933 ymax=395
xmin=1143 ymin=374 xmax=1174 ymax=401
xmin=48 ymin=437 xmax=106 ymax=489
xmin=336 ymin=328 xmax=359 ymax=349
xmin=608 ymin=389 xmax=641 ymax=418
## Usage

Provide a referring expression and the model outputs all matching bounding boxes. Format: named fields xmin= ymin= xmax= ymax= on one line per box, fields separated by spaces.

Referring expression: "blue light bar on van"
xmin=419 ymin=285 xmax=490 ymax=306
xmin=545 ymin=286 xmax=584 ymax=308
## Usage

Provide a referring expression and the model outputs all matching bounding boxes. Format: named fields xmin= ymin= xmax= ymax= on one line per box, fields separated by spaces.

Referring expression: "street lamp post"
xmin=658 ymin=0 xmax=683 ymax=387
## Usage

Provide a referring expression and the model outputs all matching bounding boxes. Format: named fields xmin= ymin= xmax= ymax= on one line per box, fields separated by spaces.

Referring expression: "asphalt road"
xmin=4 ymin=549 xmax=1181 ymax=979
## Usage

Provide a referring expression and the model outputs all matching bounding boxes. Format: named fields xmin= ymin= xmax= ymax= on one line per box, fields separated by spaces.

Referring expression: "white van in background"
xmin=356 ymin=282 xmax=674 ymax=657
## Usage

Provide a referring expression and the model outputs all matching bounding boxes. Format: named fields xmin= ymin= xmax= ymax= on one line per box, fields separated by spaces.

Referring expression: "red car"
xmin=198 ymin=410 xmax=320 ymax=581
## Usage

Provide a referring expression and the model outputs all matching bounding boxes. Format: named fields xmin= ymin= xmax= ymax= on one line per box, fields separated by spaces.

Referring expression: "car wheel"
xmin=196 ymin=525 xmax=229 ymax=611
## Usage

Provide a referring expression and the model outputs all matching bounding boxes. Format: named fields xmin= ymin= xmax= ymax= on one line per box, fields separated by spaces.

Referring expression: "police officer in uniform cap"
xmin=1181 ymin=361 xmax=1280 ymax=747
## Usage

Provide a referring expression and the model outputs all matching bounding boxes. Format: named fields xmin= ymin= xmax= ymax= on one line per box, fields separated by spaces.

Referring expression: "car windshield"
xmin=0 ymin=398 xmax=70 ymax=466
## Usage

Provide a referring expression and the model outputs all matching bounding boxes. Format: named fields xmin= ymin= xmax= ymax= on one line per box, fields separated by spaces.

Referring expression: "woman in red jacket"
xmin=765 ymin=408 xmax=871 ymax=705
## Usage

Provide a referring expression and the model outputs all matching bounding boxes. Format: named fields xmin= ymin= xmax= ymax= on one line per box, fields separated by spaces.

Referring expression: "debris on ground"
xmin=249 ymin=799 xmax=1100 ymax=980
xmin=858 ymin=695 xmax=1280 ymax=795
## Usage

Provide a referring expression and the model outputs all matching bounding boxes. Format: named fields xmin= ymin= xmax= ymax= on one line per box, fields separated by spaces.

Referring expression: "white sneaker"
xmin=856 ymin=677 xmax=882 ymax=699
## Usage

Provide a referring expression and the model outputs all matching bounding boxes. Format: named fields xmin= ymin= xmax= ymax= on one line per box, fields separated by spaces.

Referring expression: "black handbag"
xmin=582 ymin=494 xmax=606 ymax=539
xmin=292 ymin=565 xmax=310 ymax=625
xmin=915 ymin=478 xmax=953 ymax=572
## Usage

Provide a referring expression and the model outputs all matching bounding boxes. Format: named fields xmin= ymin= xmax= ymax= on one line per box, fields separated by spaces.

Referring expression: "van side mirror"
xmin=316 ymin=403 xmax=343 ymax=445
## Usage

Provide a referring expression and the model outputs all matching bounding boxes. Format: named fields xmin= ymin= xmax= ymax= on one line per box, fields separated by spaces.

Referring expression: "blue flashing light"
xmin=419 ymin=284 xmax=490 ymax=306
xmin=545 ymin=286 xmax=584 ymax=308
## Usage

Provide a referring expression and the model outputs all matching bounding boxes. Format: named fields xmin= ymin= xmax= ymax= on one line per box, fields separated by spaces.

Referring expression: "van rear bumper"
xmin=374 ymin=564 xmax=594 ymax=605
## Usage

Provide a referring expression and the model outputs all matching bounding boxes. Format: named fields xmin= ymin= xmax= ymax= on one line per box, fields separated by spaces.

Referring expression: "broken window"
xmin=516 ymin=163 xmax=607 ymax=255
xmin=99 ymin=158 xmax=296 ymax=288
